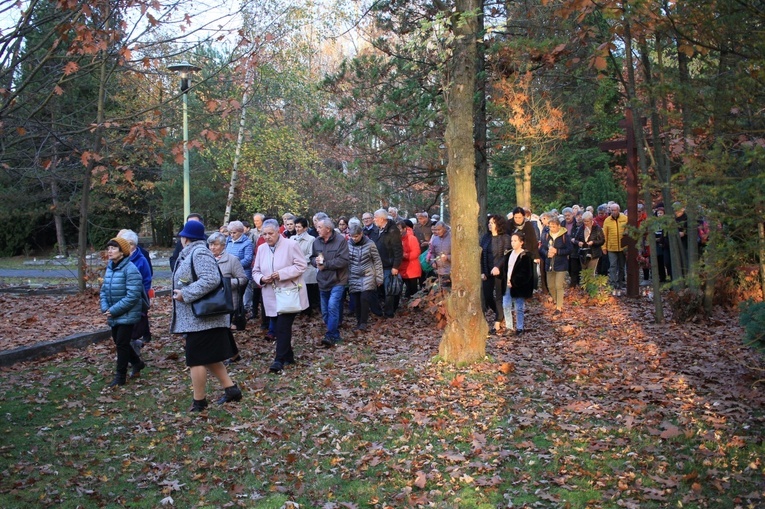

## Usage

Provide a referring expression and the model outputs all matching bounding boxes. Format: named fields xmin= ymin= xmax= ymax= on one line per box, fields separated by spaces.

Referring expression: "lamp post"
xmin=168 ymin=61 xmax=202 ymax=220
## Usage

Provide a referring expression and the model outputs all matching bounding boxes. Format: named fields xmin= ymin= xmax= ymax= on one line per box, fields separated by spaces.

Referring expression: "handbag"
xmin=274 ymin=281 xmax=303 ymax=314
xmin=419 ymin=251 xmax=433 ymax=273
xmin=189 ymin=254 xmax=234 ymax=317
xmin=231 ymin=291 xmax=247 ymax=330
xmin=385 ymin=273 xmax=403 ymax=296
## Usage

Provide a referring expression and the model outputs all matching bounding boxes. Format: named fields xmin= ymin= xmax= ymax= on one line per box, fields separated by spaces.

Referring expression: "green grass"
xmin=1 ymin=306 xmax=763 ymax=508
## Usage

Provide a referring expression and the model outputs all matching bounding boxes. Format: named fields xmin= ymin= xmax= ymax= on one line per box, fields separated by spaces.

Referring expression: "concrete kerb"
xmin=0 ymin=329 xmax=112 ymax=367
xmin=0 ymin=289 xmax=172 ymax=367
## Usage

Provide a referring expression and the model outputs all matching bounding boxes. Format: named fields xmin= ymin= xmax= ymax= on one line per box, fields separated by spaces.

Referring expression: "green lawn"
xmin=0 ymin=297 xmax=763 ymax=508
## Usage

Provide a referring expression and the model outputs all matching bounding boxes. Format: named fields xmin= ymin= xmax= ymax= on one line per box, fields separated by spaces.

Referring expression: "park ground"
xmin=0 ymin=286 xmax=763 ymax=508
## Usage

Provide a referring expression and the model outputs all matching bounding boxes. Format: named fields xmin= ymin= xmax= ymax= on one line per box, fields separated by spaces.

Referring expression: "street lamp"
xmin=168 ymin=61 xmax=202 ymax=220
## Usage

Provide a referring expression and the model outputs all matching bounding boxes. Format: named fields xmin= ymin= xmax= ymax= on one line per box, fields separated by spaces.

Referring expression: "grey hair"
xmin=548 ymin=215 xmax=561 ymax=225
xmin=313 ymin=212 xmax=329 ymax=222
xmin=597 ymin=204 xmax=608 ymax=213
xmin=562 ymin=207 xmax=574 ymax=215
xmin=117 ymin=229 xmax=138 ymax=247
xmin=207 ymin=232 xmax=227 ymax=245
xmin=374 ymin=208 xmax=388 ymax=219
xmin=282 ymin=213 xmax=296 ymax=221
xmin=610 ymin=203 xmax=621 ymax=211
xmin=228 ymin=220 xmax=245 ymax=232
xmin=348 ymin=223 xmax=363 ymax=235
xmin=348 ymin=217 xmax=361 ymax=228
xmin=434 ymin=220 xmax=447 ymax=229
xmin=581 ymin=211 xmax=594 ymax=221
xmin=253 ymin=212 xmax=265 ymax=220
xmin=262 ymin=218 xmax=280 ymax=231
xmin=320 ymin=217 xmax=335 ymax=230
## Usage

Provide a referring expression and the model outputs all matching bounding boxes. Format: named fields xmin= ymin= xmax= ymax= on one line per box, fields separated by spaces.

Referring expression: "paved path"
xmin=0 ymin=268 xmax=172 ymax=279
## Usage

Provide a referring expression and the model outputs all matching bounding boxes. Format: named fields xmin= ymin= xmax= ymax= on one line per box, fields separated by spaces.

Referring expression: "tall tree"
xmin=438 ymin=0 xmax=488 ymax=363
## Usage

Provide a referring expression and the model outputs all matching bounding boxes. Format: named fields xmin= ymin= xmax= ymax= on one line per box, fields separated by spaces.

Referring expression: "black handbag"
xmin=189 ymin=253 xmax=234 ymax=317
xmin=231 ymin=291 xmax=247 ymax=330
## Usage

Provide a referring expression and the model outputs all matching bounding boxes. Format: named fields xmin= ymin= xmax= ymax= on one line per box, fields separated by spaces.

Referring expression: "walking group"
xmin=98 ymin=207 xmax=449 ymax=412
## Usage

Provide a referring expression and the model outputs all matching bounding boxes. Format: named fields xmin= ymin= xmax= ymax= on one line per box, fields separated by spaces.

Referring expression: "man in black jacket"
xmin=370 ymin=209 xmax=403 ymax=317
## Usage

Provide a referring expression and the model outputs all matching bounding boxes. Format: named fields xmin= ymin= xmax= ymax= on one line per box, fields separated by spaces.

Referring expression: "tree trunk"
xmin=223 ymin=72 xmax=252 ymax=225
xmin=438 ymin=0 xmax=488 ymax=363
xmin=522 ymin=158 xmax=532 ymax=209
xmin=51 ymin=177 xmax=67 ymax=257
xmin=474 ymin=1 xmax=487 ymax=234
xmin=77 ymin=14 xmax=110 ymax=292
xmin=676 ymin=39 xmax=698 ymax=290
xmin=759 ymin=220 xmax=765 ymax=300
xmin=638 ymin=37 xmax=663 ymax=322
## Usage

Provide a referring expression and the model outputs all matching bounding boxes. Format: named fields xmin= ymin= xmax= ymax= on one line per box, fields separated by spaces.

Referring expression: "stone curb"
xmin=0 ymin=329 xmax=112 ymax=367
xmin=0 ymin=289 xmax=172 ymax=367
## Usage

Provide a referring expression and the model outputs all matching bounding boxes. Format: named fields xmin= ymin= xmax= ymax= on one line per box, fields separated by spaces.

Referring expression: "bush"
xmin=666 ymin=288 xmax=706 ymax=322
xmin=580 ymin=270 xmax=611 ymax=303
xmin=739 ymin=299 xmax=765 ymax=347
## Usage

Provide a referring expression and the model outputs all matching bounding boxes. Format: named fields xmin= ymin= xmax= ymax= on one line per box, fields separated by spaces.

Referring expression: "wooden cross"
xmin=598 ymin=108 xmax=645 ymax=298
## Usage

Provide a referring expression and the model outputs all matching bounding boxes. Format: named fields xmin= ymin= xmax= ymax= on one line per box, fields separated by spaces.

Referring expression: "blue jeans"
xmin=320 ymin=285 xmax=344 ymax=340
xmin=608 ymin=250 xmax=626 ymax=289
xmin=502 ymin=293 xmax=526 ymax=331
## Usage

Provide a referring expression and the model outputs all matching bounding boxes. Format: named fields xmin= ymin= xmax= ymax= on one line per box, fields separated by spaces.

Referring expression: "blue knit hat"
xmin=178 ymin=221 xmax=206 ymax=241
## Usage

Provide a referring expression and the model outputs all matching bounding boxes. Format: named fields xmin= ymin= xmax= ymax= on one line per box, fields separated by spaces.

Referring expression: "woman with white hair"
xmin=573 ymin=211 xmax=605 ymax=278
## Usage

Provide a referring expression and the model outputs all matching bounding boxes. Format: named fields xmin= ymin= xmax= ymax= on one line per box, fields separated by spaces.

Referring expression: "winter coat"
xmin=100 ymin=256 xmax=143 ymax=327
xmin=347 ymin=235 xmax=384 ymax=293
xmin=573 ymin=223 xmax=605 ymax=260
xmin=428 ymin=229 xmax=452 ymax=276
xmin=603 ymin=213 xmax=628 ymax=252
xmin=539 ymin=229 xmax=572 ymax=272
xmin=252 ymin=236 xmax=308 ymax=318
xmin=369 ymin=219 xmax=403 ymax=270
xmin=129 ymin=248 xmax=152 ymax=293
xmin=399 ymin=228 xmax=422 ymax=280
xmin=292 ymin=231 xmax=318 ymax=284
xmin=509 ymin=219 xmax=540 ymax=260
xmin=171 ymin=241 xmax=231 ymax=333
xmin=225 ymin=235 xmax=254 ymax=279
xmin=215 ymin=251 xmax=248 ymax=310
xmin=480 ymin=233 xmax=512 ymax=280
xmin=311 ymin=230 xmax=350 ymax=291
xmin=413 ymin=221 xmax=433 ymax=253
xmin=508 ymin=250 xmax=535 ymax=299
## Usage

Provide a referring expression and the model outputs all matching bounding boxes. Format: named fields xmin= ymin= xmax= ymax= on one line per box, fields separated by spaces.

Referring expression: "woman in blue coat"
xmin=100 ymin=237 xmax=145 ymax=387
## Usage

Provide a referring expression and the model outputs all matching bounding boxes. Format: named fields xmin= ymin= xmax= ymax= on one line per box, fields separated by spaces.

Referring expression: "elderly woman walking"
xmin=100 ymin=237 xmax=146 ymax=387
xmin=252 ymin=219 xmax=308 ymax=373
xmin=208 ymin=231 xmax=248 ymax=364
xmin=347 ymin=222 xmax=384 ymax=331
xmin=172 ymin=221 xmax=242 ymax=412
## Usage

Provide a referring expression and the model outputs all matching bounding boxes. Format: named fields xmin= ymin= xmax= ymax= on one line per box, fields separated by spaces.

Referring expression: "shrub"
xmin=739 ymin=299 xmax=765 ymax=347
xmin=666 ymin=288 xmax=706 ymax=322
xmin=580 ymin=270 xmax=611 ymax=304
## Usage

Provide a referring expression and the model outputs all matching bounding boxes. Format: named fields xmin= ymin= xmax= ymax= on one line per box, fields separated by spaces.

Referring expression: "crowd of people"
xmin=99 ymin=201 xmax=704 ymax=411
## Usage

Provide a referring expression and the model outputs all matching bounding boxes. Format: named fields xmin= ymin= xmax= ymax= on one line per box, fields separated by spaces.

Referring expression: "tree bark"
xmin=224 ymin=81 xmax=250 ymax=225
xmin=474 ymin=1 xmax=488 ymax=234
xmin=438 ymin=0 xmax=488 ymax=363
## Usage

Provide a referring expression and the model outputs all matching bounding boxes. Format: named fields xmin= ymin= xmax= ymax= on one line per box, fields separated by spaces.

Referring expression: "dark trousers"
xmin=274 ymin=313 xmax=296 ymax=363
xmin=482 ymin=278 xmax=497 ymax=313
xmin=351 ymin=290 xmax=376 ymax=326
xmin=112 ymin=324 xmax=140 ymax=375
xmin=302 ymin=283 xmax=320 ymax=316
xmin=402 ymin=278 xmax=418 ymax=299
xmin=597 ymin=253 xmax=610 ymax=276
xmin=382 ymin=269 xmax=400 ymax=317
xmin=569 ymin=257 xmax=582 ymax=287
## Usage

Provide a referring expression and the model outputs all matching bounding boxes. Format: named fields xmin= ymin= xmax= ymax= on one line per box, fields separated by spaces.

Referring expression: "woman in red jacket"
xmin=398 ymin=219 xmax=423 ymax=299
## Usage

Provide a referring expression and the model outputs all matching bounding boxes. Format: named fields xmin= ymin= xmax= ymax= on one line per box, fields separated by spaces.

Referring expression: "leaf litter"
xmin=0 ymin=290 xmax=763 ymax=507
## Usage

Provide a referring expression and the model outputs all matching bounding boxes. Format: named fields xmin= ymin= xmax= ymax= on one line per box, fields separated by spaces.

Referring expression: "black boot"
xmin=130 ymin=359 xmax=146 ymax=378
xmin=107 ymin=372 xmax=127 ymax=388
xmin=216 ymin=384 xmax=242 ymax=405
xmin=189 ymin=398 xmax=208 ymax=412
